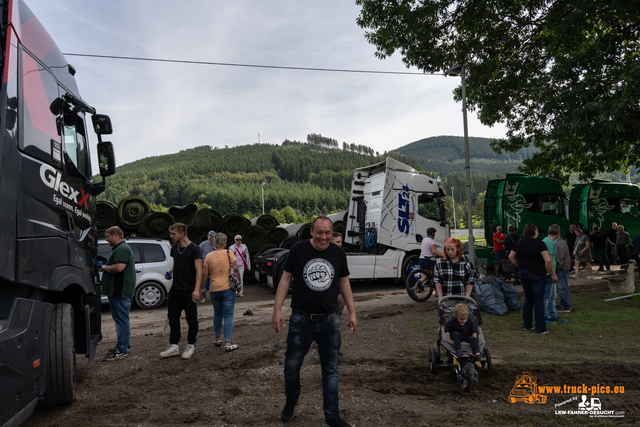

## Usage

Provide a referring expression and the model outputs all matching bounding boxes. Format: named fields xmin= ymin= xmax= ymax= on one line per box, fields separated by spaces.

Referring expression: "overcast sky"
xmin=27 ymin=0 xmax=507 ymax=171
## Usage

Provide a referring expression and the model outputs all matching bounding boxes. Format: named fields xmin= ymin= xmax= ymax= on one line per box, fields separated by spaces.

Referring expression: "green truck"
xmin=569 ymin=179 xmax=640 ymax=239
xmin=476 ymin=173 xmax=569 ymax=266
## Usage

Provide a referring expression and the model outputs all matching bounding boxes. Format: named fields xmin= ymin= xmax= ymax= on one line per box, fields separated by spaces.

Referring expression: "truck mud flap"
xmin=0 ymin=298 xmax=52 ymax=427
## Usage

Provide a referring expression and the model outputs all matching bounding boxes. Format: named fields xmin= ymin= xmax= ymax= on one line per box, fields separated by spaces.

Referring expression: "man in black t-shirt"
xmin=590 ymin=225 xmax=610 ymax=271
xmin=159 ymin=223 xmax=202 ymax=360
xmin=273 ymin=217 xmax=356 ymax=427
xmin=607 ymin=222 xmax=618 ymax=264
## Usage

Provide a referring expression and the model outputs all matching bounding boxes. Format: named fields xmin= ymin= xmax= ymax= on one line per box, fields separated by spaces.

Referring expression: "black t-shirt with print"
xmin=283 ymin=239 xmax=349 ymax=314
xmin=170 ymin=242 xmax=202 ymax=291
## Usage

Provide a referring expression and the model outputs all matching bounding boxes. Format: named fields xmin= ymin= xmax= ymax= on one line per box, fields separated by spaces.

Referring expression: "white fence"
xmin=450 ymin=229 xmax=485 ymax=238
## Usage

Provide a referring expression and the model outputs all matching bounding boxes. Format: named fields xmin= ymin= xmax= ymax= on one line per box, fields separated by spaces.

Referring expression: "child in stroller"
xmin=429 ymin=295 xmax=491 ymax=391
xmin=445 ymin=303 xmax=482 ymax=362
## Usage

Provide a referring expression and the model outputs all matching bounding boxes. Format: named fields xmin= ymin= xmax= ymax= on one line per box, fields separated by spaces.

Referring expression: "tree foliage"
xmin=356 ymin=0 xmax=640 ymax=183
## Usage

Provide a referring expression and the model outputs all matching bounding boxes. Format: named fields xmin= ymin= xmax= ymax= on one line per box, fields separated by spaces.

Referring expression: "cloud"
xmin=26 ymin=0 xmax=506 ymax=171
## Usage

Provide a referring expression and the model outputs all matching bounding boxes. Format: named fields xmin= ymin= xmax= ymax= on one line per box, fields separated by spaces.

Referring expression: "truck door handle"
xmin=135 ymin=269 xmax=142 ymax=273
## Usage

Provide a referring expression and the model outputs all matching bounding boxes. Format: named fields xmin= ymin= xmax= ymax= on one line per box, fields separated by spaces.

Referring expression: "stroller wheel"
xmin=459 ymin=361 xmax=476 ymax=392
xmin=483 ymin=348 xmax=492 ymax=370
xmin=429 ymin=347 xmax=438 ymax=374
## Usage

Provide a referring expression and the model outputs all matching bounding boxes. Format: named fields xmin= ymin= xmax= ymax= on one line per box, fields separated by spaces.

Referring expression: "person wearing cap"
xmin=504 ymin=225 xmax=520 ymax=256
xmin=230 ymin=235 xmax=250 ymax=297
xmin=415 ymin=227 xmax=443 ymax=291
xmin=198 ymin=231 xmax=217 ymax=303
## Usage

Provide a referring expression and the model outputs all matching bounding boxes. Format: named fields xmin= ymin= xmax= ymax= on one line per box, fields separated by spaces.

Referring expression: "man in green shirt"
xmin=101 ymin=226 xmax=136 ymax=361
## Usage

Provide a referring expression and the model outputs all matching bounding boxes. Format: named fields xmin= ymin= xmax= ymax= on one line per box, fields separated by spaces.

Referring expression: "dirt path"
xmin=24 ymin=274 xmax=639 ymax=426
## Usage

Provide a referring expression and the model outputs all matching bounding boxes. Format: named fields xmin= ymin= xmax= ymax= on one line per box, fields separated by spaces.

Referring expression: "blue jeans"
xmin=451 ymin=331 xmax=480 ymax=355
xmin=518 ymin=268 xmax=549 ymax=333
xmin=212 ymin=289 xmax=236 ymax=342
xmin=593 ymin=247 xmax=610 ymax=270
xmin=556 ymin=269 xmax=571 ymax=310
xmin=610 ymin=243 xmax=618 ymax=264
xmin=543 ymin=277 xmax=558 ymax=320
xmin=284 ymin=313 xmax=341 ymax=422
xmin=109 ymin=297 xmax=131 ymax=353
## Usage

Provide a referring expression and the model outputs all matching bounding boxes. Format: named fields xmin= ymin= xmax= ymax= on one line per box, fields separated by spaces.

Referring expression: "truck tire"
xmin=401 ymin=254 xmax=421 ymax=283
xmin=39 ymin=303 xmax=76 ymax=408
xmin=135 ymin=282 xmax=166 ymax=309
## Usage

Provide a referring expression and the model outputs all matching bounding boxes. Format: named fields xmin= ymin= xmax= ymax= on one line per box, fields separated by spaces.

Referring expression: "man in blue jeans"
xmin=554 ymin=232 xmax=572 ymax=312
xmin=542 ymin=225 xmax=566 ymax=325
xmin=100 ymin=226 xmax=136 ymax=361
xmin=273 ymin=216 xmax=357 ymax=427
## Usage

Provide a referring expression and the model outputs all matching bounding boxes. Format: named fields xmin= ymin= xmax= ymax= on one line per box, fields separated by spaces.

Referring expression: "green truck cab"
xmin=569 ymin=180 xmax=640 ymax=239
xmin=477 ymin=173 xmax=569 ymax=266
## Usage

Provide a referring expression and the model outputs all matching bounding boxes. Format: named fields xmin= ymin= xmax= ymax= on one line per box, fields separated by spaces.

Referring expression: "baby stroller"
xmin=429 ymin=295 xmax=492 ymax=391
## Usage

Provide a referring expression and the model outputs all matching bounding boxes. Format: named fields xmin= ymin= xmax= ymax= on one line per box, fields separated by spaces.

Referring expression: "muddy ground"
xmin=25 ymin=272 xmax=639 ymax=426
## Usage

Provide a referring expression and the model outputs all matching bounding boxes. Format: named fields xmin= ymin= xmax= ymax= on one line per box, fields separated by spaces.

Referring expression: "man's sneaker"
xmin=280 ymin=398 xmax=297 ymax=423
xmin=523 ymin=327 xmax=535 ymax=331
xmin=537 ymin=329 xmax=550 ymax=335
xmin=557 ymin=307 xmax=571 ymax=313
xmin=104 ymin=348 xmax=127 ymax=361
xmin=545 ymin=319 xmax=556 ymax=325
xmin=159 ymin=345 xmax=180 ymax=358
xmin=181 ymin=345 xmax=195 ymax=359
xmin=323 ymin=415 xmax=352 ymax=427
xmin=556 ymin=318 xmax=568 ymax=323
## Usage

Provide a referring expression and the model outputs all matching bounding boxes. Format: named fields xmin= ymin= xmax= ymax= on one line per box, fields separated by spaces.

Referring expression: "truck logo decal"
xmin=588 ymin=187 xmax=614 ymax=229
xmin=398 ymin=185 xmax=411 ymax=235
xmin=40 ymin=163 xmax=91 ymax=211
xmin=504 ymin=194 xmax=533 ymax=225
xmin=303 ymin=258 xmax=334 ymax=291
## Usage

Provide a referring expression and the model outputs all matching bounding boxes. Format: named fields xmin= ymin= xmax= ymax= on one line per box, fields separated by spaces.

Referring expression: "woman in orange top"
xmin=203 ymin=233 xmax=241 ymax=352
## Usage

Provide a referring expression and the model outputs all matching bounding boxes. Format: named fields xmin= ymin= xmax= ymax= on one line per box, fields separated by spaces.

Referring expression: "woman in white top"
xmin=229 ymin=235 xmax=250 ymax=296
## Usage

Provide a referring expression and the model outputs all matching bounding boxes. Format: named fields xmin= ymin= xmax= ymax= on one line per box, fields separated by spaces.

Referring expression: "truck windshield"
xmin=524 ymin=194 xmax=564 ymax=217
xmin=619 ymin=198 xmax=640 ymax=216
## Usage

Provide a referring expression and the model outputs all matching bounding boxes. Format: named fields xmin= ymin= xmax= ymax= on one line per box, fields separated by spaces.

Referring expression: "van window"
xmin=129 ymin=243 xmax=142 ymax=263
xmin=142 ymin=243 xmax=166 ymax=263
xmin=97 ymin=244 xmax=110 ymax=263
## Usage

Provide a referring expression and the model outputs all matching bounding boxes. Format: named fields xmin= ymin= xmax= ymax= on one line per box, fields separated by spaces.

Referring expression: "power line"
xmin=62 ymin=53 xmax=438 ymax=76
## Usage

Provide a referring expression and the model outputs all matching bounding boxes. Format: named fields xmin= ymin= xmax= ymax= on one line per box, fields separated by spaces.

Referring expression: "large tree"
xmin=356 ymin=0 xmax=640 ymax=183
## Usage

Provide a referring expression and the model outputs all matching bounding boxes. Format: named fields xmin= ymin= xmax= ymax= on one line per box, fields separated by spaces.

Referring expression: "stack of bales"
xmin=96 ymin=196 xmax=346 ymax=260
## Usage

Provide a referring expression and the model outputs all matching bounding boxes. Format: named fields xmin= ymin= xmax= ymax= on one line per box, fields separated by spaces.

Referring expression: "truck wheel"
xmin=401 ymin=254 xmax=421 ymax=283
xmin=39 ymin=303 xmax=76 ymax=408
xmin=406 ymin=268 xmax=435 ymax=302
xmin=135 ymin=282 xmax=166 ymax=309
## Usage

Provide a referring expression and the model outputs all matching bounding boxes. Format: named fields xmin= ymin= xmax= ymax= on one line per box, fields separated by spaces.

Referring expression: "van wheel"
xmin=135 ymin=282 xmax=166 ymax=309
xmin=39 ymin=303 xmax=76 ymax=408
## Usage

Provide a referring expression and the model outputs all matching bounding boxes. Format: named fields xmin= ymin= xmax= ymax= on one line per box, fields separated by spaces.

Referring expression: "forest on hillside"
xmin=101 ymin=134 xmax=640 ymax=228
xmin=394 ymin=135 xmax=537 ymax=176
xmin=98 ymin=139 xmax=420 ymax=217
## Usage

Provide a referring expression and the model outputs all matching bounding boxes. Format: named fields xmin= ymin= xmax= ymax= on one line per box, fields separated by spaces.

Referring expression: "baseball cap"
xmin=207 ymin=231 xmax=216 ymax=237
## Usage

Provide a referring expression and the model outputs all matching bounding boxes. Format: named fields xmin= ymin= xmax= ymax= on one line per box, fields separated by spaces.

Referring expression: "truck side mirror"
xmin=416 ymin=234 xmax=423 ymax=243
xmin=97 ymin=141 xmax=116 ymax=177
xmin=92 ymin=114 xmax=113 ymax=135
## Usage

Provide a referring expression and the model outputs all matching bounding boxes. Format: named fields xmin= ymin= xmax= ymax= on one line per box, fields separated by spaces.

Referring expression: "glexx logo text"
xmin=40 ymin=164 xmax=91 ymax=210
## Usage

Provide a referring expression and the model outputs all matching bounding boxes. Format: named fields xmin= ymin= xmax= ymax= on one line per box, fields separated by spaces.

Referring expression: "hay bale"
xmin=118 ymin=196 xmax=151 ymax=229
xmin=139 ymin=211 xmax=175 ymax=239
xmin=266 ymin=227 xmax=288 ymax=247
xmin=97 ymin=200 xmax=119 ymax=229
xmin=242 ymin=225 xmax=268 ymax=253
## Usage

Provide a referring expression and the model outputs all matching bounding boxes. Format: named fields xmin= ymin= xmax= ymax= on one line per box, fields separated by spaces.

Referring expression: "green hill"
xmin=392 ymin=135 xmax=536 ymax=176
xmin=99 ymin=141 xmax=418 ymax=216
